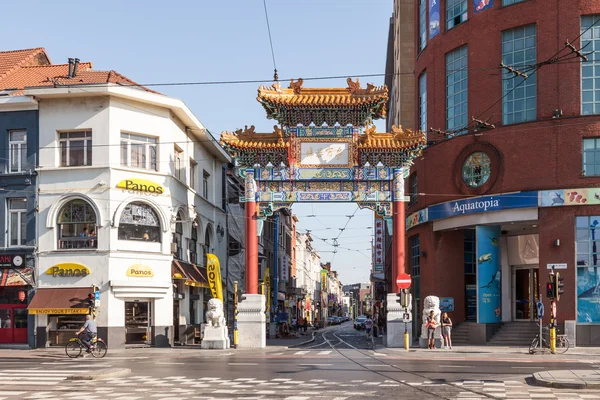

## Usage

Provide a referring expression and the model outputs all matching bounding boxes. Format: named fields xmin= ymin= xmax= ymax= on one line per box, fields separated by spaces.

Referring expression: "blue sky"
xmin=4 ymin=0 xmax=392 ymax=285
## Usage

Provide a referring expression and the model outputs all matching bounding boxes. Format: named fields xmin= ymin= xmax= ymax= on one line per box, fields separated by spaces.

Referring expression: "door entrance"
xmin=125 ymin=301 xmax=151 ymax=345
xmin=512 ymin=266 xmax=539 ymax=321
xmin=0 ymin=305 xmax=28 ymax=344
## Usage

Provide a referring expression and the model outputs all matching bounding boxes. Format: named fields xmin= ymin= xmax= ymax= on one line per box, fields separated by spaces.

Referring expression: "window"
xmin=203 ymin=170 xmax=210 ymax=198
xmin=8 ymin=199 xmax=26 ymax=247
xmin=120 ymin=133 xmax=157 ymax=171
xmin=189 ymin=222 xmax=198 ymax=264
xmin=57 ymin=199 xmax=97 ymax=249
xmin=59 ymin=131 xmax=92 ymax=167
xmin=576 ymin=216 xmax=600 ymax=323
xmin=409 ymin=173 xmax=418 ymax=206
xmin=118 ymin=202 xmax=161 ymax=242
xmin=446 ymin=46 xmax=468 ymax=133
xmin=190 ymin=160 xmax=197 ymax=190
xmin=464 ymin=229 xmax=477 ymax=321
xmin=203 ymin=226 xmax=212 ymax=266
xmin=582 ymin=15 xmax=600 ymax=115
xmin=9 ymin=130 xmax=27 ymax=173
xmin=418 ymin=0 xmax=427 ymax=51
xmin=446 ymin=0 xmax=467 ymax=30
xmin=419 ymin=73 xmax=427 ymax=134
xmin=583 ymin=138 xmax=600 ymax=176
xmin=411 ymin=235 xmax=421 ymax=338
xmin=503 ymin=0 xmax=525 ymax=5
xmin=173 ymin=212 xmax=183 ymax=260
xmin=174 ymin=146 xmax=183 ymax=181
xmin=502 ymin=25 xmax=536 ymax=124
xmin=462 ymin=152 xmax=491 ymax=187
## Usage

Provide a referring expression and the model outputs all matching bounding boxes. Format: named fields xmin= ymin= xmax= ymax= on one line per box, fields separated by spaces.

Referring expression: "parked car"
xmin=354 ymin=316 xmax=367 ymax=330
xmin=343 ymin=315 xmax=350 ymax=322
xmin=327 ymin=316 xmax=338 ymax=325
xmin=334 ymin=316 xmax=343 ymax=324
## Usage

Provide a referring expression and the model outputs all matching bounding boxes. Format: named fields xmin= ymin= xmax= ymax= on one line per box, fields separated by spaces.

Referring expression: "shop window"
xmin=446 ymin=46 xmax=468 ymax=134
xmin=583 ymin=138 xmax=600 ymax=176
xmin=125 ymin=301 xmax=150 ymax=345
xmin=59 ymin=131 xmax=92 ymax=167
xmin=118 ymin=202 xmax=161 ymax=243
xmin=502 ymin=24 xmax=537 ymax=124
xmin=8 ymin=198 xmax=27 ymax=247
xmin=576 ymin=216 xmax=600 ymax=323
xmin=582 ymin=15 xmax=600 ymax=115
xmin=57 ymin=199 xmax=97 ymax=249
xmin=173 ymin=212 xmax=183 ymax=260
xmin=462 ymin=152 xmax=491 ymax=188
xmin=8 ymin=130 xmax=27 ymax=173
xmin=120 ymin=133 xmax=157 ymax=171
xmin=446 ymin=0 xmax=467 ymax=31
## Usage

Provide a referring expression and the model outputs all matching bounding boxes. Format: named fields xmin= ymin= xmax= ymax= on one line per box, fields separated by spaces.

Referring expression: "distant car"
xmin=327 ymin=316 xmax=338 ymax=325
xmin=343 ymin=316 xmax=350 ymax=322
xmin=335 ymin=316 xmax=343 ymax=324
xmin=354 ymin=316 xmax=367 ymax=330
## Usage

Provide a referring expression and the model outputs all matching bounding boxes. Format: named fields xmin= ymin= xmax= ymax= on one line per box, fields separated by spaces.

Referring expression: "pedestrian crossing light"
xmin=556 ymin=272 xmax=564 ymax=301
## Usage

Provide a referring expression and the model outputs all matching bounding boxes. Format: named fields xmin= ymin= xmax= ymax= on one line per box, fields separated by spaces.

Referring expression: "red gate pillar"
xmin=392 ymin=168 xmax=406 ymax=291
xmin=244 ymin=170 xmax=258 ymax=294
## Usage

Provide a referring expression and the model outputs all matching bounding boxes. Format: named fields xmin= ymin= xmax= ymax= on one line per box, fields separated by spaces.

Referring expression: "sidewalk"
xmin=385 ymin=344 xmax=600 ymax=357
xmin=266 ymin=330 xmax=315 ymax=348
xmin=532 ymin=370 xmax=600 ymax=389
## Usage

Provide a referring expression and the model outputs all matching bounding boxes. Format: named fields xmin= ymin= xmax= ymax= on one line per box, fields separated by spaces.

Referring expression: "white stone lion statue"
xmin=420 ymin=295 xmax=441 ymax=339
xmin=205 ymin=298 xmax=226 ymax=328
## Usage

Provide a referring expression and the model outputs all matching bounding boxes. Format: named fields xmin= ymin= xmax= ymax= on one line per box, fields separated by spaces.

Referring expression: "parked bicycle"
xmin=529 ymin=325 xmax=569 ymax=354
xmin=65 ymin=334 xmax=107 ymax=358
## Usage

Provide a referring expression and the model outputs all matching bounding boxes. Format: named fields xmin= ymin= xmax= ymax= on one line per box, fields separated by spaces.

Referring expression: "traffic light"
xmin=556 ymin=272 xmax=565 ymax=301
xmin=396 ymin=289 xmax=410 ymax=308
xmin=546 ymin=274 xmax=555 ymax=300
xmin=87 ymin=293 xmax=94 ymax=307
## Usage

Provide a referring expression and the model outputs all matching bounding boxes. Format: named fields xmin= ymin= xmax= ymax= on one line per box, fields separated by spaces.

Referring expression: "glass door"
xmin=125 ymin=301 xmax=150 ymax=345
xmin=512 ymin=267 xmax=539 ymax=321
xmin=0 ymin=306 xmax=28 ymax=344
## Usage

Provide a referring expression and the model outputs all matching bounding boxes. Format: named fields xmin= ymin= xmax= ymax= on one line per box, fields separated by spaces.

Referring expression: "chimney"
xmin=73 ymin=58 xmax=80 ymax=77
xmin=68 ymin=58 xmax=74 ymax=78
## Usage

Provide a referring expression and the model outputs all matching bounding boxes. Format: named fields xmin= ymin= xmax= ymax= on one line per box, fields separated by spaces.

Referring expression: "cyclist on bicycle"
xmin=76 ymin=315 xmax=97 ymax=353
xmin=364 ymin=315 xmax=374 ymax=338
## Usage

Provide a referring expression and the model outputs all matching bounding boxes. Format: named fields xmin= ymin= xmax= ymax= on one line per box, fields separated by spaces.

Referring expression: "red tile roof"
xmin=0 ymin=48 xmax=158 ymax=95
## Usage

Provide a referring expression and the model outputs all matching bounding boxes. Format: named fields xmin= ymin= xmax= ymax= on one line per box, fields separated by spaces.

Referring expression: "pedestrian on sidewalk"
xmin=426 ymin=310 xmax=437 ymax=349
xmin=441 ymin=312 xmax=452 ymax=350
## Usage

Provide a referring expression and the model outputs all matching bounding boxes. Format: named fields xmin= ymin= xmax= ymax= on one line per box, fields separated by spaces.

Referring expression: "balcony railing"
xmin=58 ymin=237 xmax=98 ymax=249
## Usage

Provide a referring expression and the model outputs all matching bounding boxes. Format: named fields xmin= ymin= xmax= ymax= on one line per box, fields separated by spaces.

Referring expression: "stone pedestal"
xmin=237 ymin=294 xmax=266 ymax=348
xmin=386 ymin=293 xmax=413 ymax=348
xmin=200 ymin=324 xmax=230 ymax=349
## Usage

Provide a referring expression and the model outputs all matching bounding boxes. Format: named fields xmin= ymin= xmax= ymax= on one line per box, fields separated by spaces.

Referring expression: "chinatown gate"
xmin=220 ymin=78 xmax=426 ymax=347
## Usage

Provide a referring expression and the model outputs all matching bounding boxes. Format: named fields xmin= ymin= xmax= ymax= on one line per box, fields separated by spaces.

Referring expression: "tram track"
xmin=312 ymin=327 xmax=503 ymax=400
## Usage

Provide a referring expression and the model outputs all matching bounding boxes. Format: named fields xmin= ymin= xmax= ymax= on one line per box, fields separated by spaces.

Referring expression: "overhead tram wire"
xmin=263 ymin=0 xmax=278 ymax=81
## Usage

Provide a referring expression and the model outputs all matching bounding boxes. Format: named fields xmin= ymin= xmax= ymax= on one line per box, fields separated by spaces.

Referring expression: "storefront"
xmin=172 ymin=260 xmax=210 ymax=344
xmin=0 ymin=254 xmax=33 ymax=345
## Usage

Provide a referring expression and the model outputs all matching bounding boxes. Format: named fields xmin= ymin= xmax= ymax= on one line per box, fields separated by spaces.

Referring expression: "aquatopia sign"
xmin=117 ymin=178 xmax=164 ymax=194
xmin=46 ymin=263 xmax=90 ymax=277
xmin=428 ymin=191 xmax=538 ymax=221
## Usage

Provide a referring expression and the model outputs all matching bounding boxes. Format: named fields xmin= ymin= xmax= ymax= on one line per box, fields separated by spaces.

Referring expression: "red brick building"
xmin=388 ymin=0 xmax=600 ymax=345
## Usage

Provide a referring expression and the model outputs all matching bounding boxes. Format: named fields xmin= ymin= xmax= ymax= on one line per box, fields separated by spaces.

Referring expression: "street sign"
xmin=547 ymin=263 xmax=567 ymax=270
xmin=94 ymin=291 xmax=100 ymax=300
xmin=402 ymin=312 xmax=411 ymax=323
xmin=396 ymin=273 xmax=411 ymax=290
xmin=536 ymin=301 xmax=544 ymax=319
xmin=94 ymin=299 xmax=100 ymax=307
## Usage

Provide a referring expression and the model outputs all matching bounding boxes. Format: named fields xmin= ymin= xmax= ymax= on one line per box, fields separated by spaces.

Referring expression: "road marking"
xmin=294 ymin=351 xmax=310 ymax=355
xmin=438 ymin=365 xmax=471 ymax=368
xmin=372 ymin=352 xmax=387 ymax=356
xmin=511 ymin=366 xmax=540 ymax=369
xmin=317 ymin=351 xmax=332 ymax=355
xmin=228 ymin=363 xmax=258 ymax=366
xmin=298 ymin=364 xmax=333 ymax=366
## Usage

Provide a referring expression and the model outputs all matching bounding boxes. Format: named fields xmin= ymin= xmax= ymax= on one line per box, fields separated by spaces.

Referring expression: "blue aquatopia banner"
xmin=477 ymin=225 xmax=502 ymax=323
xmin=474 ymin=0 xmax=493 ymax=13
xmin=429 ymin=0 xmax=440 ymax=39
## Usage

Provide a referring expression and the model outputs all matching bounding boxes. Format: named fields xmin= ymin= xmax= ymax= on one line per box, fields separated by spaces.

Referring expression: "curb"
xmin=67 ymin=368 xmax=131 ymax=381
xmin=531 ymin=373 xmax=600 ymax=389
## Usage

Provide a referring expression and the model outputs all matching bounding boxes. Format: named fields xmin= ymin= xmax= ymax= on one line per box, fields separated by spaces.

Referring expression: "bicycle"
xmin=65 ymin=334 xmax=108 ymax=358
xmin=529 ymin=326 xmax=569 ymax=354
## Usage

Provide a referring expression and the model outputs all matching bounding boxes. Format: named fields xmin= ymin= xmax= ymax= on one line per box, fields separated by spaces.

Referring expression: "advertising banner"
xmin=474 ymin=0 xmax=493 ymax=13
xmin=374 ymin=217 xmax=385 ymax=272
xmin=540 ymin=188 xmax=600 ymax=207
xmin=429 ymin=0 xmax=440 ymax=39
xmin=476 ymin=225 xmax=502 ymax=323
xmin=206 ymin=254 xmax=223 ymax=301
xmin=406 ymin=209 xmax=428 ymax=230
xmin=429 ymin=191 xmax=538 ymax=221
xmin=321 ymin=270 xmax=328 ymax=292
xmin=281 ymin=256 xmax=289 ymax=282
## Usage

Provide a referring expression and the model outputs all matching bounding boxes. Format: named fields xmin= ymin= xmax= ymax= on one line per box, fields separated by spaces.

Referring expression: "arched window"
xmin=173 ymin=211 xmax=183 ymax=260
xmin=118 ymin=202 xmax=161 ymax=243
xmin=189 ymin=221 xmax=199 ymax=264
xmin=58 ymin=199 xmax=97 ymax=249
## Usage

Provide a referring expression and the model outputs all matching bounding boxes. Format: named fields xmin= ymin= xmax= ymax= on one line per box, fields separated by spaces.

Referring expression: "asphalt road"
xmin=1 ymin=322 xmax=600 ymax=399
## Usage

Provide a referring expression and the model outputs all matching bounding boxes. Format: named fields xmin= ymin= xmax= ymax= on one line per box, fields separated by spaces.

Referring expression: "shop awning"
xmin=172 ymin=260 xmax=209 ymax=288
xmin=28 ymin=288 xmax=90 ymax=314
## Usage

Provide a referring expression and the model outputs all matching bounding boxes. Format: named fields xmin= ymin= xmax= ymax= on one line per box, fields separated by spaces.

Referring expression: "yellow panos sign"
xmin=117 ymin=178 xmax=164 ymax=194
xmin=29 ymin=308 xmax=89 ymax=315
xmin=206 ymin=254 xmax=223 ymax=302
xmin=46 ymin=263 xmax=90 ymax=277
xmin=127 ymin=264 xmax=154 ymax=277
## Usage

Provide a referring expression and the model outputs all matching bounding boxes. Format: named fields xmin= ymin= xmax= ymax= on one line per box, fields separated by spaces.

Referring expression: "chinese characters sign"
xmin=374 ymin=217 xmax=385 ymax=272
xmin=280 ymin=256 xmax=289 ymax=282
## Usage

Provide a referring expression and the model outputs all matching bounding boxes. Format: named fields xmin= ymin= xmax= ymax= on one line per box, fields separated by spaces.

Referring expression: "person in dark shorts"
xmin=426 ymin=310 xmax=437 ymax=349
xmin=441 ymin=312 xmax=453 ymax=349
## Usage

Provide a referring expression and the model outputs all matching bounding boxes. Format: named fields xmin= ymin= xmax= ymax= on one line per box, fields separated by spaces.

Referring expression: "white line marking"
xmin=297 ymin=364 xmax=333 ymax=366
xmin=228 ymin=363 xmax=258 ymax=366
xmin=317 ymin=351 xmax=332 ymax=355
xmin=294 ymin=351 xmax=310 ymax=355
xmin=438 ymin=365 xmax=471 ymax=368
xmin=511 ymin=366 xmax=540 ymax=369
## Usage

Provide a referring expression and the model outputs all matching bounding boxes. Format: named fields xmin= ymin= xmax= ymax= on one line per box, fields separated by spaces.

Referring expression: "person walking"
xmin=441 ymin=312 xmax=453 ymax=349
xmin=426 ymin=310 xmax=437 ymax=349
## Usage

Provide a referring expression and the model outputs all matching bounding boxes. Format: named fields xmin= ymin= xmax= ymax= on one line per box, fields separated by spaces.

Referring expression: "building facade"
xmin=388 ymin=0 xmax=600 ymax=345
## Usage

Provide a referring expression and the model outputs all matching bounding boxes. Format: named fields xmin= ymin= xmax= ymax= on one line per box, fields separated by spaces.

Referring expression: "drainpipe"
xmin=273 ymin=212 xmax=279 ymax=320
xmin=33 ymin=152 xmax=39 ymax=348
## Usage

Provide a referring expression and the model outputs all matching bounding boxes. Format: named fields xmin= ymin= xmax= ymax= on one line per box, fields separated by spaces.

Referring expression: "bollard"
xmin=550 ymin=327 xmax=556 ymax=354
xmin=404 ymin=322 xmax=409 ymax=350
xmin=233 ymin=281 xmax=239 ymax=348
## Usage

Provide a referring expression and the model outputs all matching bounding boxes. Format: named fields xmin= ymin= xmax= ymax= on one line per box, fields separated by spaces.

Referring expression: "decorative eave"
xmin=220 ymin=125 xmax=289 ymax=150
xmin=257 ymin=78 xmax=388 ymax=126
xmin=358 ymin=125 xmax=427 ymax=150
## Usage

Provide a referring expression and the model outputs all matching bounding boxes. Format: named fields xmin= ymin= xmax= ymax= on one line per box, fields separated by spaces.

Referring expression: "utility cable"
xmin=262 ymin=0 xmax=278 ymax=80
